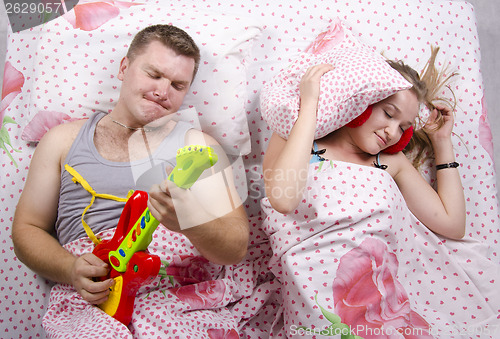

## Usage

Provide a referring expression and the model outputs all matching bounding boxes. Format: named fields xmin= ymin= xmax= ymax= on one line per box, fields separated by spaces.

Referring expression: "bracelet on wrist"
xmin=436 ymin=161 xmax=459 ymax=170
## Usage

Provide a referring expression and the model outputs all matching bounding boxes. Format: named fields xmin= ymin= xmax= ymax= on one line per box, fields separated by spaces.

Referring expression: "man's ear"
xmin=117 ymin=56 xmax=129 ymax=81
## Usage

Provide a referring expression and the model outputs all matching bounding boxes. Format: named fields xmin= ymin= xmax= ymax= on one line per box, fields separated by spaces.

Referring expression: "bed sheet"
xmin=1 ymin=0 xmax=499 ymax=338
xmin=260 ymin=161 xmax=500 ymax=338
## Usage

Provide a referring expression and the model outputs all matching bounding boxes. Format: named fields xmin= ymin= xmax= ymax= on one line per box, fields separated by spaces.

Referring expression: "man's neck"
xmin=94 ymin=114 xmax=176 ymax=162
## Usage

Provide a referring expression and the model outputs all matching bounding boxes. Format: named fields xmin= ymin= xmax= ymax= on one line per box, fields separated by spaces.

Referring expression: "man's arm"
xmin=148 ymin=130 xmax=249 ymax=265
xmin=12 ymin=121 xmax=114 ymax=304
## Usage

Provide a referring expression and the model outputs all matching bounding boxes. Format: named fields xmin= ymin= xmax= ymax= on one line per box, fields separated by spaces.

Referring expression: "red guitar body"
xmin=92 ymin=191 xmax=161 ymax=326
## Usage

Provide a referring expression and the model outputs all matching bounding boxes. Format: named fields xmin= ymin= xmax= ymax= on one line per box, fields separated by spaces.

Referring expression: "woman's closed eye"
xmin=384 ymin=110 xmax=406 ymax=133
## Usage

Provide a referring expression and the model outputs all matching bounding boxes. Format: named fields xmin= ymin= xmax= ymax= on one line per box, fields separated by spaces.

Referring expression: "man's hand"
xmin=148 ymin=179 xmax=182 ymax=232
xmin=70 ymin=253 xmax=115 ymax=304
xmin=148 ymin=178 xmax=218 ymax=232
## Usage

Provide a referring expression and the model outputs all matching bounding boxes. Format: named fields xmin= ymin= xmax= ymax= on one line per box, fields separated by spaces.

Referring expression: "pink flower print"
xmin=207 ymin=328 xmax=239 ymax=339
xmin=63 ymin=1 xmax=142 ymax=31
xmin=1 ymin=61 xmax=24 ymax=124
xmin=479 ymin=95 xmax=494 ymax=164
xmin=332 ymin=238 xmax=432 ymax=338
xmin=304 ymin=17 xmax=345 ymax=55
xmin=165 ymin=255 xmax=212 ymax=286
xmin=1 ymin=62 xmax=24 ymax=166
xmin=21 ymin=111 xmax=80 ymax=142
xmin=171 ymin=280 xmax=226 ymax=311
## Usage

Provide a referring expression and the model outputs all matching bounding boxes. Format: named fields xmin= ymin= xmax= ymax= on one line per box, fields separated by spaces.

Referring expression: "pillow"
xmin=23 ymin=1 xmax=262 ymax=155
xmin=260 ymin=18 xmax=411 ymax=140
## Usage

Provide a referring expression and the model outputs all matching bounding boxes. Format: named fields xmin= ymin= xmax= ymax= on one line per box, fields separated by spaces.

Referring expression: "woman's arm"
xmin=263 ymin=64 xmax=334 ymax=214
xmin=393 ymin=105 xmax=466 ymax=239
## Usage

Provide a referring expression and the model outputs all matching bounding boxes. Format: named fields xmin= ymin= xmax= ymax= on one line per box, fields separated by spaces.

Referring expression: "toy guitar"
xmin=92 ymin=145 xmax=218 ymax=325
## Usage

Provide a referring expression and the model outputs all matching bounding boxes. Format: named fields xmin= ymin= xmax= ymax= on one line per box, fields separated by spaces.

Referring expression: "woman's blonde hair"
xmin=387 ymin=46 xmax=458 ymax=168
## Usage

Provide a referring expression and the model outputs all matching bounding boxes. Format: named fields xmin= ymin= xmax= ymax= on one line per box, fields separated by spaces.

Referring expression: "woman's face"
xmin=350 ymin=89 xmax=419 ymax=155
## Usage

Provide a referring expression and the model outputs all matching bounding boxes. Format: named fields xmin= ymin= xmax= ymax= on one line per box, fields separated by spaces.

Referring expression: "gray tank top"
xmin=56 ymin=112 xmax=193 ymax=245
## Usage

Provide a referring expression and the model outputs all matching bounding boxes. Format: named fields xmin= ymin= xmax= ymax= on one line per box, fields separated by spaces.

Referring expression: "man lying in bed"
xmin=11 ymin=24 xmax=249 ymax=336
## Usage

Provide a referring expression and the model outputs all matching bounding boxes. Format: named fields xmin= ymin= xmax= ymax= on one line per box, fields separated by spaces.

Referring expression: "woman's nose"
xmin=385 ymin=122 xmax=401 ymax=142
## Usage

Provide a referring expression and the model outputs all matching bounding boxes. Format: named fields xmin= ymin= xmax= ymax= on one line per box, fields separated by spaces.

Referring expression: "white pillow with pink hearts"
xmin=260 ymin=18 xmax=411 ymax=140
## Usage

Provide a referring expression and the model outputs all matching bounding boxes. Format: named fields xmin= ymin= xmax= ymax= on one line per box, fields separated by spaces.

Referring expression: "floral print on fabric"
xmin=1 ymin=61 xmax=24 ymax=166
xmin=304 ymin=17 xmax=345 ymax=55
xmin=21 ymin=111 xmax=80 ymax=141
xmin=172 ymin=280 xmax=227 ymax=311
xmin=332 ymin=238 xmax=432 ymax=339
xmin=479 ymin=95 xmax=494 ymax=164
xmin=63 ymin=1 xmax=142 ymax=31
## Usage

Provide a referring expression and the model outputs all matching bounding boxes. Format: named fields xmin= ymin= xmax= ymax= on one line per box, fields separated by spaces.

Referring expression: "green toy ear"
xmin=168 ymin=145 xmax=218 ymax=189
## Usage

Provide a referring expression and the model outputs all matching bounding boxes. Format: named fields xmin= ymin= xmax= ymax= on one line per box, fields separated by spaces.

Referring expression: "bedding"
xmin=22 ymin=1 xmax=263 ymax=155
xmin=261 ymin=162 xmax=500 ymax=338
xmin=260 ymin=18 xmax=413 ymax=140
xmin=42 ymin=227 xmax=243 ymax=338
xmin=1 ymin=0 xmax=499 ymax=338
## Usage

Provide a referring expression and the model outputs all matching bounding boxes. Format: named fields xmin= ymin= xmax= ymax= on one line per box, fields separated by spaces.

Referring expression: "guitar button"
xmin=110 ymin=255 xmax=120 ymax=268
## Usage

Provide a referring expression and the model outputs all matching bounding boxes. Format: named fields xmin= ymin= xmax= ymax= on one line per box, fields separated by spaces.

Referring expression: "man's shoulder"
xmin=184 ymin=128 xmax=219 ymax=147
xmin=45 ymin=118 xmax=87 ymax=138
xmin=38 ymin=118 xmax=88 ymax=151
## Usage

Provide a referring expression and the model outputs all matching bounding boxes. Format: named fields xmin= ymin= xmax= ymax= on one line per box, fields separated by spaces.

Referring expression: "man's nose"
xmin=154 ymin=80 xmax=171 ymax=99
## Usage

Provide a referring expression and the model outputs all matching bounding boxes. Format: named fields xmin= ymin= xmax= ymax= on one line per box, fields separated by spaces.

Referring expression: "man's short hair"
xmin=127 ymin=24 xmax=201 ymax=80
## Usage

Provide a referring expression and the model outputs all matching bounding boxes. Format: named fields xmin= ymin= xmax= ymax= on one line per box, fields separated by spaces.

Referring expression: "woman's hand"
xmin=298 ymin=64 xmax=334 ymax=116
xmin=423 ymin=104 xmax=454 ymax=143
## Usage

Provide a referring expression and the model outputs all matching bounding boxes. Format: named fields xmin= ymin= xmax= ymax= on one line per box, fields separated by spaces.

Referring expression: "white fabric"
xmin=23 ymin=2 xmax=263 ymax=155
xmin=260 ymin=18 xmax=411 ymax=140
xmin=1 ymin=0 xmax=499 ymax=337
xmin=261 ymin=161 xmax=500 ymax=338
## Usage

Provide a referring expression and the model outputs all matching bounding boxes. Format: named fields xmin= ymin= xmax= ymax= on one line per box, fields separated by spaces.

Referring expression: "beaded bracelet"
xmin=436 ymin=162 xmax=459 ymax=170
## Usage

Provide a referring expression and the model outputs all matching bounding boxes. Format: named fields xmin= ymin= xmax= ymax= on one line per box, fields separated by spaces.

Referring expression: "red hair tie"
xmin=347 ymin=105 xmax=413 ymax=154
xmin=383 ymin=125 xmax=413 ymax=154
xmin=347 ymin=105 xmax=373 ymax=128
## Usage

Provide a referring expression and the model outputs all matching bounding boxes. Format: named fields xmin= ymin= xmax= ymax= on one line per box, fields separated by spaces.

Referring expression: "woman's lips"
xmin=376 ymin=133 xmax=387 ymax=146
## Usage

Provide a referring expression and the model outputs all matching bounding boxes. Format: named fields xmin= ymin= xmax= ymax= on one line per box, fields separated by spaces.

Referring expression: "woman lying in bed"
xmin=263 ymin=47 xmax=465 ymax=240
xmin=258 ymin=47 xmax=488 ymax=337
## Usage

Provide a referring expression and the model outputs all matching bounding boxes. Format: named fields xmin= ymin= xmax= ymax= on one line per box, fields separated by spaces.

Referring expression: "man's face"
xmin=117 ymin=41 xmax=195 ymax=126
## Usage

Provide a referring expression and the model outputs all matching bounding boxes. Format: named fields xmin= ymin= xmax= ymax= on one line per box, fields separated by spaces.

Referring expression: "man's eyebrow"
xmin=145 ymin=65 xmax=163 ymax=75
xmin=145 ymin=65 xmax=191 ymax=85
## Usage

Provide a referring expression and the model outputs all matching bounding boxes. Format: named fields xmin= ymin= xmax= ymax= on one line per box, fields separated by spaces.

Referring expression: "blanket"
xmin=261 ymin=161 xmax=500 ymax=338
xmin=42 ymin=227 xmax=246 ymax=339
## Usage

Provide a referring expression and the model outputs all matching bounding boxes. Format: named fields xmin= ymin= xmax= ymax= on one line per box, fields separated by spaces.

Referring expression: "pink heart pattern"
xmin=1 ymin=0 xmax=499 ymax=337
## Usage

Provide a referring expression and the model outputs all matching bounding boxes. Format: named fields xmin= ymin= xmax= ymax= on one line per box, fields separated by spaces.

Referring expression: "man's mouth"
xmin=144 ymin=93 xmax=169 ymax=110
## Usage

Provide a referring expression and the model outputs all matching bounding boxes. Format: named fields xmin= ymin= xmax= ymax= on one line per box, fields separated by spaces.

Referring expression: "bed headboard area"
xmin=1 ymin=0 xmax=499 ymax=337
